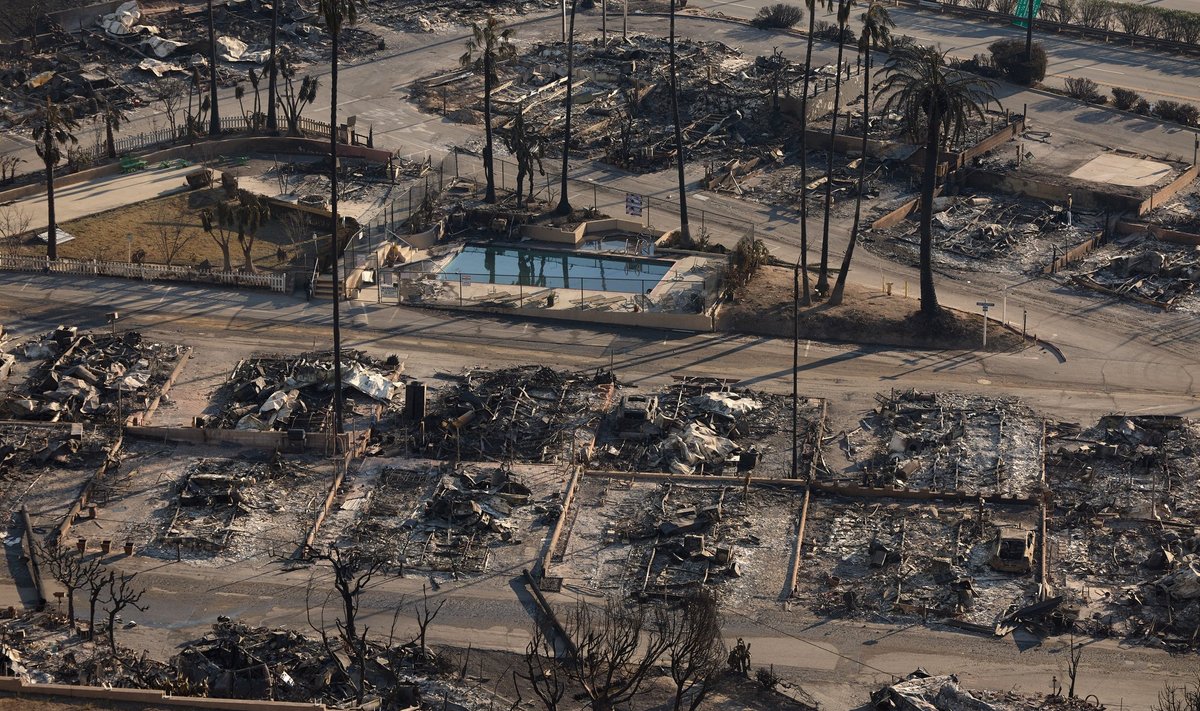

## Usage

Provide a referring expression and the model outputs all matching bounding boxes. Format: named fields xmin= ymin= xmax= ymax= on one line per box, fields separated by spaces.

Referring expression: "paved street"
xmin=3 ymin=4 xmax=1200 ymax=708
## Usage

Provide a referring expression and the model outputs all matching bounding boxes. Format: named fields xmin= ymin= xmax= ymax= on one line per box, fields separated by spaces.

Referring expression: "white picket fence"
xmin=0 ymin=255 xmax=290 ymax=293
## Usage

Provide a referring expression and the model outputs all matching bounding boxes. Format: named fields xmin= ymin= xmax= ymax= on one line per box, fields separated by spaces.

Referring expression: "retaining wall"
xmin=962 ymin=169 xmax=1143 ymax=212
xmin=1115 ymin=219 xmax=1200 ymax=245
xmin=0 ymin=677 xmax=324 ymax=709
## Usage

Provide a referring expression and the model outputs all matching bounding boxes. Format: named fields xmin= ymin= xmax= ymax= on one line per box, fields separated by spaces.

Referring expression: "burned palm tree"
xmin=460 ymin=15 xmax=517 ymax=204
xmin=877 ymin=45 xmax=997 ymax=316
xmin=31 ymin=98 xmax=79 ymax=262
xmin=830 ymin=1 xmax=894 ymax=305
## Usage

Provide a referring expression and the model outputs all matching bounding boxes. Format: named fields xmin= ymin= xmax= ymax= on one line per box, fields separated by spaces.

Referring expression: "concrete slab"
xmin=1069 ymin=154 xmax=1173 ymax=187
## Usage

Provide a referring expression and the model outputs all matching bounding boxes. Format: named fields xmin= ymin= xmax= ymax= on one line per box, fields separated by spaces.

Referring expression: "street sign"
xmin=976 ymin=301 xmax=995 ymax=310
xmin=625 ymin=193 xmax=643 ymax=217
xmin=1012 ymin=0 xmax=1043 ymax=27
xmin=460 ymin=274 xmax=472 ymax=285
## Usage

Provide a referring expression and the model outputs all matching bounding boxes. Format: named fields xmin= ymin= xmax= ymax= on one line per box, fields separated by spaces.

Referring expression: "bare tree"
xmin=1066 ymin=633 xmax=1084 ymax=699
xmin=153 ymin=200 xmax=197 ymax=265
xmin=276 ymin=50 xmax=320 ymax=137
xmin=149 ymin=79 xmax=187 ymax=140
xmin=0 ymin=155 xmax=24 ymax=184
xmin=86 ymin=569 xmax=114 ymax=640
xmin=38 ymin=543 xmax=104 ymax=623
xmin=414 ymin=583 xmax=445 ymax=655
xmin=564 ymin=596 xmax=669 ymax=711
xmin=104 ymin=573 xmax=148 ymax=653
xmin=200 ymin=203 xmax=237 ymax=272
xmin=663 ymin=590 xmax=726 ymax=711
xmin=519 ymin=618 xmax=568 ymax=711
xmin=319 ymin=546 xmax=385 ymax=650
xmin=1153 ymin=675 xmax=1200 ymax=711
xmin=0 ymin=204 xmax=32 ymax=243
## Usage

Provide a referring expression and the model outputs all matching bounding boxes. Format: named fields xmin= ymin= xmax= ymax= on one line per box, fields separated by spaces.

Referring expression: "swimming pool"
xmin=439 ymin=245 xmax=673 ymax=294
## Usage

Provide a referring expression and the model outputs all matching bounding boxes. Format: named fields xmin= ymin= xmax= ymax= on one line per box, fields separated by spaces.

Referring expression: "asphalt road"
xmin=2 ymin=7 xmax=1200 ymax=708
xmin=0 ymin=278 xmax=1197 ymax=709
xmin=689 ymin=0 xmax=1200 ymax=102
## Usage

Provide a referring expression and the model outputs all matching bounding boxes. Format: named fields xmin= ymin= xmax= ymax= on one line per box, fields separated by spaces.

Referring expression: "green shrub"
xmin=1111 ymin=87 xmax=1140 ymax=111
xmin=988 ymin=39 xmax=1047 ymax=84
xmin=752 ymin=3 xmax=805 ymax=29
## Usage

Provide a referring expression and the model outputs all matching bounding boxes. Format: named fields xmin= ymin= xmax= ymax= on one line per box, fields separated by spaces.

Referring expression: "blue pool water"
xmin=440 ymin=245 xmax=673 ymax=294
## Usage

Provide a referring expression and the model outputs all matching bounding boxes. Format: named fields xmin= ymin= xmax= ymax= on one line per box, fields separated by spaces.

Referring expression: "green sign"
xmin=1013 ymin=0 xmax=1044 ymax=27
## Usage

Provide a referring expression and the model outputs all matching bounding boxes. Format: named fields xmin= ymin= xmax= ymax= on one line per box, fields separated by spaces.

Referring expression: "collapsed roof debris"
xmin=415 ymin=34 xmax=852 ymax=180
xmin=1072 ymin=233 xmax=1200 ymax=310
xmin=343 ymin=463 xmax=553 ymax=574
xmin=840 ymin=389 xmax=1043 ymax=497
xmin=869 ymin=192 xmax=1103 ymax=275
xmin=1046 ymin=415 xmax=1200 ymax=650
xmin=797 ymin=501 xmax=1046 ymax=629
xmin=392 ymin=366 xmax=610 ymax=463
xmin=208 ymin=350 xmax=400 ymax=432
xmin=594 ymin=379 xmax=822 ymax=478
xmin=1 ymin=328 xmax=184 ymax=423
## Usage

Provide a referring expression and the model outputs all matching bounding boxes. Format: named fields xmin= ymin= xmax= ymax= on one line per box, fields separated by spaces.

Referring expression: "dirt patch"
xmin=720 ymin=265 xmax=1025 ymax=351
xmin=23 ymin=190 xmax=326 ymax=272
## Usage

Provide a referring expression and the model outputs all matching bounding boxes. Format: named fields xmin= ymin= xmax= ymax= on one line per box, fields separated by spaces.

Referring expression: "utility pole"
xmin=623 ymin=0 xmax=628 ymax=40
xmin=1024 ymin=0 xmax=1036 ymax=61
xmin=562 ymin=0 xmax=567 ymax=42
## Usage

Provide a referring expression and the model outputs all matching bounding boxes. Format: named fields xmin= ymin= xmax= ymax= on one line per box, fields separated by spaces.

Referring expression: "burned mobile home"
xmin=1 ymin=328 xmax=185 ymax=424
xmin=594 ymin=378 xmax=824 ymax=479
xmin=385 ymin=365 xmax=612 ymax=463
xmin=206 ymin=350 xmax=401 ymax=434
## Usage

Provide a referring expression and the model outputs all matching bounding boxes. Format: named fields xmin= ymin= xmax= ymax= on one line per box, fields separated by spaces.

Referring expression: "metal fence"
xmin=385 ymin=268 xmax=709 ymax=312
xmin=0 ymin=254 xmax=289 ymax=292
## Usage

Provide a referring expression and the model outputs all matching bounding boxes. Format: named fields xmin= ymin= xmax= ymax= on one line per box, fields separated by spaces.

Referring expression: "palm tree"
xmin=95 ymin=97 xmax=128 ymax=159
xmin=877 ymin=45 xmax=996 ymax=317
xmin=31 ymin=99 xmax=79 ymax=263
xmin=266 ymin=0 xmax=282 ymax=132
xmin=816 ymin=0 xmax=854 ymax=297
xmin=460 ymin=15 xmax=517 ymax=204
xmin=669 ymin=0 xmax=692 ymax=246
xmin=796 ymin=0 xmax=829 ymax=307
xmin=555 ymin=0 xmax=580 ymax=216
xmin=320 ymin=0 xmax=364 ymax=439
xmin=207 ymin=0 xmax=221 ymax=135
xmin=830 ymin=2 xmax=893 ymax=306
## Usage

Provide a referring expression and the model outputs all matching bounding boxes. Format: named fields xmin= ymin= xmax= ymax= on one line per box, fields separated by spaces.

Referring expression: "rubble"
xmin=208 ymin=350 xmax=400 ymax=432
xmin=148 ymin=455 xmax=330 ymax=560
xmin=869 ymin=669 xmax=1096 ymax=711
xmin=0 ymin=422 xmax=114 ymax=521
xmin=415 ymin=34 xmax=851 ymax=178
xmin=868 ymin=191 xmax=1104 ymax=275
xmin=557 ymin=477 xmax=800 ymax=606
xmin=0 ymin=329 xmax=185 ymax=423
xmin=1071 ymin=233 xmax=1200 ymax=310
xmin=797 ymin=500 xmax=1042 ymax=627
xmin=391 ymin=365 xmax=609 ymax=463
xmin=341 ymin=462 xmax=555 ymax=574
xmin=839 ymin=390 xmax=1043 ymax=497
xmin=1045 ymin=415 xmax=1200 ymax=649
xmin=594 ymin=379 xmax=822 ymax=478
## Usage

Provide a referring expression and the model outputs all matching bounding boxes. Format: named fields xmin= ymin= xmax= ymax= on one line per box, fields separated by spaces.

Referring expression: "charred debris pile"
xmin=208 ymin=350 xmax=401 ymax=432
xmin=391 ymin=365 xmax=611 ymax=463
xmin=594 ymin=379 xmax=821 ymax=478
xmin=842 ymin=389 xmax=1043 ymax=497
xmin=1 ymin=328 xmax=184 ymax=423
